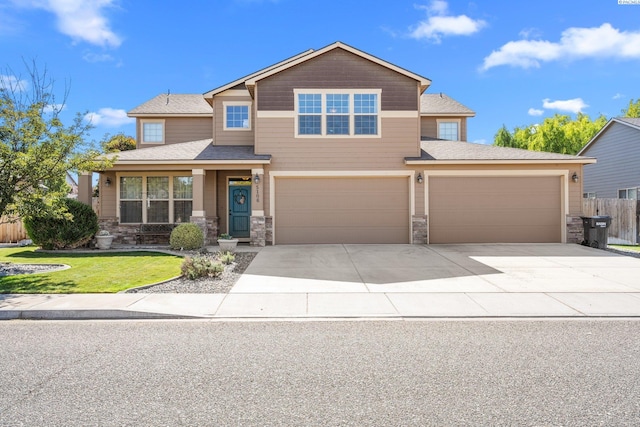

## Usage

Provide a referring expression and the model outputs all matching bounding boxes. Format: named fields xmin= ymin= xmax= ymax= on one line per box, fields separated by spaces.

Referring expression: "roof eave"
xmin=420 ymin=112 xmax=476 ymax=117
xmin=127 ymin=113 xmax=212 ymax=118
xmin=405 ymin=158 xmax=597 ymax=165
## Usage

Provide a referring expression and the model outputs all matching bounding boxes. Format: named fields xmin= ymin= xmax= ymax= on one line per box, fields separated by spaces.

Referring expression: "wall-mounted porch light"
xmin=254 ymin=173 xmax=260 ymax=184
xmin=571 ymin=172 xmax=579 ymax=183
xmin=105 ymin=177 xmax=112 ymax=187
xmin=417 ymin=173 xmax=423 ymax=184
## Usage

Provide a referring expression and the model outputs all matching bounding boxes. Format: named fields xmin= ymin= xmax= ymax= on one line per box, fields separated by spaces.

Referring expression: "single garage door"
xmin=429 ymin=176 xmax=562 ymax=243
xmin=274 ymin=177 xmax=410 ymax=244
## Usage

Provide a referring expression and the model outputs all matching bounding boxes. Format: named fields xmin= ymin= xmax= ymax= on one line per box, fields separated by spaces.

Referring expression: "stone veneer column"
xmin=566 ymin=215 xmax=584 ymax=244
xmin=250 ymin=216 xmax=266 ymax=247
xmin=412 ymin=215 xmax=428 ymax=244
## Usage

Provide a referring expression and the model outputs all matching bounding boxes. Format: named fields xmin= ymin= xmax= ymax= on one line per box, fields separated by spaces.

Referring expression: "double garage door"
xmin=429 ymin=176 xmax=562 ymax=243
xmin=274 ymin=177 xmax=410 ymax=244
xmin=272 ymin=175 xmax=563 ymax=245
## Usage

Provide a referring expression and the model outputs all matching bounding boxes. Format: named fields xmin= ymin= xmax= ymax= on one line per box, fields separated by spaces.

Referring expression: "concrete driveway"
xmin=232 ymin=243 xmax=640 ymax=294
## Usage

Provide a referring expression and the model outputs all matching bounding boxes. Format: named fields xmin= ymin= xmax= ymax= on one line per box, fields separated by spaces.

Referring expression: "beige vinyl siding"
xmin=420 ymin=116 xmax=468 ymax=141
xmin=136 ymin=117 xmax=212 ymax=148
xmin=204 ymin=172 xmax=217 ymax=217
xmin=213 ymin=96 xmax=255 ymax=146
xmin=274 ymin=177 xmax=410 ymax=244
xmin=100 ymin=171 xmax=117 ymax=217
xmin=256 ymin=117 xmax=420 ymax=170
xmin=429 ymin=176 xmax=562 ymax=243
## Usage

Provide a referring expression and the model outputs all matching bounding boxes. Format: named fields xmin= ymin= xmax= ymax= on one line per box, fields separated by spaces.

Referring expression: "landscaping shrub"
xmin=217 ymin=251 xmax=235 ymax=265
xmin=170 ymin=223 xmax=204 ymax=250
xmin=181 ymin=256 xmax=224 ymax=280
xmin=23 ymin=198 xmax=99 ymax=250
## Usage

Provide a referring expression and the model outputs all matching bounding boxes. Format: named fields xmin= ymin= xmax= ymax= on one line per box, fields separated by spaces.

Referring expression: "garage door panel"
xmin=429 ymin=176 xmax=561 ymax=244
xmin=275 ymin=177 xmax=410 ymax=244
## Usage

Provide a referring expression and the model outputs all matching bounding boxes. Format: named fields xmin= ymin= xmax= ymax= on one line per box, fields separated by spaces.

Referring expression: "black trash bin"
xmin=580 ymin=216 xmax=611 ymax=249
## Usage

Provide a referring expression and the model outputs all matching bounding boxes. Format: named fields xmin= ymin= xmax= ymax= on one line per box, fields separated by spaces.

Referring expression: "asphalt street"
xmin=0 ymin=320 xmax=639 ymax=426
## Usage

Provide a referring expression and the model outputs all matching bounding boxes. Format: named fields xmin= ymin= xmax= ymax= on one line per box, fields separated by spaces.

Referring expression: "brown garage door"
xmin=429 ymin=176 xmax=562 ymax=243
xmin=274 ymin=177 xmax=410 ymax=244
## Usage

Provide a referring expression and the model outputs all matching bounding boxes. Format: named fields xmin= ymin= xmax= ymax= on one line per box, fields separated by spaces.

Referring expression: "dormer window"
xmin=223 ymin=101 xmax=251 ymax=130
xmin=437 ymin=119 xmax=460 ymax=141
xmin=295 ymin=89 xmax=380 ymax=137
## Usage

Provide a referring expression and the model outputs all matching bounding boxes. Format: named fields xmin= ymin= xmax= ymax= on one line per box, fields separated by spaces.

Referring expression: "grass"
xmin=0 ymin=246 xmax=183 ymax=294
xmin=609 ymin=244 xmax=640 ymax=253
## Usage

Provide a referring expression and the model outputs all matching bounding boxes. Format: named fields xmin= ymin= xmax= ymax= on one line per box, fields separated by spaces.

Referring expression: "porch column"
xmin=250 ymin=168 xmax=266 ymax=247
xmin=191 ymin=169 xmax=206 ymax=217
xmin=77 ymin=172 xmax=93 ymax=206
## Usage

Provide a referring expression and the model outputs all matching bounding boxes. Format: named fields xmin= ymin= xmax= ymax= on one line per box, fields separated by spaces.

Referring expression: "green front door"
xmin=229 ymin=184 xmax=251 ymax=238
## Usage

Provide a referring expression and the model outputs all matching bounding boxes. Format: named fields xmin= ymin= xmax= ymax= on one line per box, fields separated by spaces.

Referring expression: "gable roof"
xmin=128 ymin=94 xmax=212 ymax=117
xmin=244 ymin=41 xmax=431 ymax=93
xmin=420 ymin=93 xmax=475 ymax=116
xmin=578 ymin=117 xmax=640 ymax=155
xmin=110 ymin=139 xmax=271 ymax=164
xmin=406 ymin=140 xmax=595 ymax=164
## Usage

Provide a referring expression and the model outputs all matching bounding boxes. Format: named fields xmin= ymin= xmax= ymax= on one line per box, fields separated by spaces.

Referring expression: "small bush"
xmin=24 ymin=199 xmax=99 ymax=250
xmin=170 ymin=223 xmax=204 ymax=250
xmin=181 ymin=256 xmax=224 ymax=280
xmin=217 ymin=251 xmax=235 ymax=265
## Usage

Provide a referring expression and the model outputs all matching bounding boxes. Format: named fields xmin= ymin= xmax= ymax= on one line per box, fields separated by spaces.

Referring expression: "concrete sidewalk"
xmin=2 ymin=243 xmax=640 ymax=320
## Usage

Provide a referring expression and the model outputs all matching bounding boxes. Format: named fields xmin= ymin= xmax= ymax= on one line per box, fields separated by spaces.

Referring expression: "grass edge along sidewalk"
xmin=0 ymin=246 xmax=182 ymax=294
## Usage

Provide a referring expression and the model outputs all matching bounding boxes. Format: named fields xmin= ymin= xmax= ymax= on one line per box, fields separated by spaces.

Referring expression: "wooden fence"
xmin=0 ymin=217 xmax=28 ymax=243
xmin=582 ymin=198 xmax=639 ymax=245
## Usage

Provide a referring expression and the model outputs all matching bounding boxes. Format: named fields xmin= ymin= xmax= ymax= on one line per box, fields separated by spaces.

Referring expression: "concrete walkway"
xmin=2 ymin=244 xmax=640 ymax=320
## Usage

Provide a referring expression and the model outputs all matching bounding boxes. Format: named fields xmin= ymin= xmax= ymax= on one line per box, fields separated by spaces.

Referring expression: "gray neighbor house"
xmin=579 ymin=117 xmax=640 ymax=199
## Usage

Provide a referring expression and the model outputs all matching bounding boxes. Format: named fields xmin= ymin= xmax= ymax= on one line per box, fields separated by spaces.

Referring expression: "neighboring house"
xmin=77 ymin=42 xmax=594 ymax=245
xmin=578 ymin=117 xmax=640 ymax=199
xmin=66 ymin=172 xmax=78 ymax=199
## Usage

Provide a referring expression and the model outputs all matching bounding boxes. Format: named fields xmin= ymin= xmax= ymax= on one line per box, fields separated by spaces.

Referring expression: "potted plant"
xmin=217 ymin=233 xmax=238 ymax=251
xmin=95 ymin=230 xmax=114 ymax=250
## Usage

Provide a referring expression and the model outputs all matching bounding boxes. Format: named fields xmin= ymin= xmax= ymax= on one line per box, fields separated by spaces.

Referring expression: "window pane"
xmin=143 ymin=123 xmax=163 ymax=142
xmin=630 ymin=188 xmax=638 ymax=200
xmin=298 ymin=94 xmax=321 ymax=113
xmin=439 ymin=122 xmax=459 ymax=141
xmin=299 ymin=115 xmax=321 ymax=135
xmin=174 ymin=201 xmax=193 ymax=223
xmin=619 ymin=189 xmax=627 ymax=199
xmin=173 ymin=176 xmax=193 ymax=199
xmin=147 ymin=201 xmax=169 ymax=223
xmin=355 ymin=115 xmax=378 ymax=135
xmin=326 ymin=115 xmax=349 ymax=135
xmin=120 ymin=201 xmax=142 ymax=223
xmin=120 ymin=177 xmax=142 ymax=199
xmin=326 ymin=94 xmax=349 ymax=113
xmin=147 ymin=176 xmax=169 ymax=200
xmin=354 ymin=94 xmax=377 ymax=114
xmin=226 ymin=105 xmax=249 ymax=128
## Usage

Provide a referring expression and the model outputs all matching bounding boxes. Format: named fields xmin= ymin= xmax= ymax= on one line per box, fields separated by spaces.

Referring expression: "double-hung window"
xmin=224 ymin=102 xmax=251 ymax=130
xmin=296 ymin=90 xmax=380 ymax=137
xmin=119 ymin=175 xmax=193 ymax=224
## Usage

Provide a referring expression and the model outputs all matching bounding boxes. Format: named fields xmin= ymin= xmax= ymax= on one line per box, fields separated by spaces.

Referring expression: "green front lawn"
xmin=0 ymin=247 xmax=183 ymax=293
xmin=609 ymin=245 xmax=640 ymax=253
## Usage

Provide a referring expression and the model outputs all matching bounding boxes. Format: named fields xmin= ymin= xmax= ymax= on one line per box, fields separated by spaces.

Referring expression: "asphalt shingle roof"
xmin=408 ymin=140 xmax=591 ymax=161
xmin=128 ymin=94 xmax=212 ymax=115
xmin=112 ymin=139 xmax=270 ymax=162
xmin=617 ymin=117 xmax=640 ymax=127
xmin=420 ymin=93 xmax=474 ymax=115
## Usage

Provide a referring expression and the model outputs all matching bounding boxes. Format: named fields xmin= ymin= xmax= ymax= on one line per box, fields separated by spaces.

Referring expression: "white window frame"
xmin=436 ymin=119 xmax=461 ymax=141
xmin=223 ymin=101 xmax=252 ymax=131
xmin=116 ymin=173 xmax=193 ymax=224
xmin=294 ymin=89 xmax=381 ymax=138
xmin=618 ymin=187 xmax=639 ymax=200
xmin=140 ymin=119 xmax=165 ymax=144
xmin=583 ymin=192 xmax=596 ymax=199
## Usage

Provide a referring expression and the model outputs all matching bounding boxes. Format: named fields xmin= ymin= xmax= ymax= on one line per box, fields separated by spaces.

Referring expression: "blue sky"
xmin=1 ymin=0 xmax=639 ymax=146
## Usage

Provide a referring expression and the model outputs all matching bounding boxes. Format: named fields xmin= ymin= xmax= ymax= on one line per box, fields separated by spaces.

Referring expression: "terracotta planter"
xmin=217 ymin=238 xmax=238 ymax=251
xmin=95 ymin=235 xmax=114 ymax=250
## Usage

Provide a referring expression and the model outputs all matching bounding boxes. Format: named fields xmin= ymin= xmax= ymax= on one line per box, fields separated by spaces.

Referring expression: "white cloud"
xmin=542 ymin=98 xmax=588 ymax=114
xmin=15 ymin=0 xmax=122 ymax=47
xmin=82 ymin=52 xmax=115 ymax=63
xmin=528 ymin=108 xmax=544 ymax=116
xmin=410 ymin=1 xmax=486 ymax=43
xmin=0 ymin=74 xmax=28 ymax=92
xmin=84 ymin=108 xmax=134 ymax=127
xmin=43 ymin=103 xmax=65 ymax=114
xmin=613 ymin=93 xmax=624 ymax=99
xmin=481 ymin=23 xmax=640 ymax=70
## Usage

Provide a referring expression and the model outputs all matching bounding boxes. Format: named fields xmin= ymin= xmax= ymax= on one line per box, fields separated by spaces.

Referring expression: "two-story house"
xmin=78 ymin=42 xmax=594 ymax=246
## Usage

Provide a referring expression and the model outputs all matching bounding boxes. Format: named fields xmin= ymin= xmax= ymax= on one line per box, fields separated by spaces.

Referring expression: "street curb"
xmin=0 ymin=309 xmax=203 ymax=320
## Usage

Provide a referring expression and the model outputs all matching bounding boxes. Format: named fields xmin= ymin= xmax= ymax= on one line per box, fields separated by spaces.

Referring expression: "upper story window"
xmin=141 ymin=120 xmax=165 ymax=144
xmin=437 ymin=120 xmax=459 ymax=141
xmin=295 ymin=89 xmax=380 ymax=137
xmin=224 ymin=102 xmax=251 ymax=130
